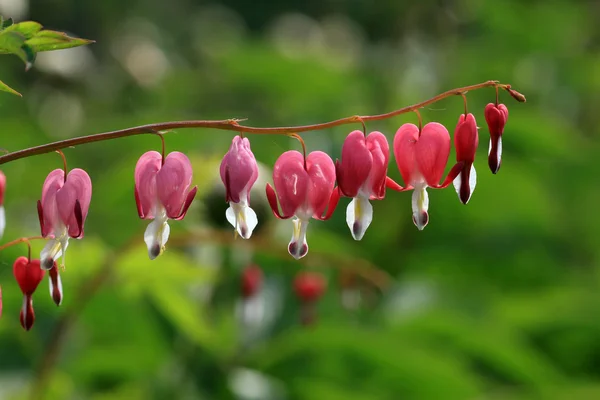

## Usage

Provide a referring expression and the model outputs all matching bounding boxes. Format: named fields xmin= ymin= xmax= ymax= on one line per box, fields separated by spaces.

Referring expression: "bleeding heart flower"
xmin=393 ymin=122 xmax=459 ymax=230
xmin=266 ymin=150 xmax=339 ymax=259
xmin=484 ymin=103 xmax=509 ymax=174
xmin=294 ymin=271 xmax=327 ymax=326
xmin=453 ymin=113 xmax=479 ymax=204
xmin=13 ymin=257 xmax=47 ymax=331
xmin=336 ymin=130 xmax=401 ymax=240
xmin=37 ymin=168 xmax=92 ymax=270
xmin=0 ymin=170 xmax=5 ymax=239
xmin=135 ymin=151 xmax=197 ymax=260
xmin=241 ymin=264 xmax=262 ymax=299
xmin=220 ymin=136 xmax=259 ymax=239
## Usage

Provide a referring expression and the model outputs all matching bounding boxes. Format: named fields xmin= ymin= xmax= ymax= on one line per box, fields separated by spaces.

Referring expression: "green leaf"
xmin=0 ymin=30 xmax=35 ymax=69
xmin=0 ymin=79 xmax=21 ymax=96
xmin=0 ymin=17 xmax=13 ymax=30
xmin=3 ymin=21 xmax=42 ymax=38
xmin=26 ymin=29 xmax=94 ymax=52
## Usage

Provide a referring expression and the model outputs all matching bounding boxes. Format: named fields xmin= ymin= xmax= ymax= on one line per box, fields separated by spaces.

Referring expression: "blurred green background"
xmin=0 ymin=0 xmax=597 ymax=399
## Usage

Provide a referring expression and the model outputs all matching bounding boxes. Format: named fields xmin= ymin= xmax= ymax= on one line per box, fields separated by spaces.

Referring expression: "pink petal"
xmin=393 ymin=123 xmax=419 ymax=186
xmin=219 ymin=136 xmax=258 ymax=204
xmin=484 ymin=103 xmax=508 ymax=137
xmin=385 ymin=176 xmax=410 ymax=192
xmin=56 ymin=168 xmax=92 ymax=238
xmin=134 ymin=151 xmax=162 ymax=219
xmin=306 ymin=151 xmax=336 ymax=218
xmin=336 ymin=130 xmax=372 ymax=198
xmin=272 ymin=151 xmax=309 ymax=218
xmin=0 ymin=170 xmax=5 ymax=206
xmin=40 ymin=169 xmax=65 ymax=238
xmin=454 ymin=113 xmax=479 ymax=163
xmin=365 ymin=131 xmax=390 ymax=199
xmin=415 ymin=122 xmax=450 ymax=187
xmin=156 ymin=152 xmax=194 ymax=219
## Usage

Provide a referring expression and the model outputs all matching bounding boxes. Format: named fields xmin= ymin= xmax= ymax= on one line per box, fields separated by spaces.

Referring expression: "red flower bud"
xmin=452 ymin=113 xmax=479 ymax=204
xmin=241 ymin=264 xmax=262 ymax=298
xmin=484 ymin=103 xmax=509 ymax=174
xmin=294 ymin=271 xmax=326 ymax=303
xmin=13 ymin=257 xmax=47 ymax=331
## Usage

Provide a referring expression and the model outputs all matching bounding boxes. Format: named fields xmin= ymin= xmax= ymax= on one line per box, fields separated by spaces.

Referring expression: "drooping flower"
xmin=294 ymin=271 xmax=327 ymax=326
xmin=336 ymin=130 xmax=401 ymax=240
xmin=0 ymin=170 xmax=5 ymax=239
xmin=241 ymin=264 xmax=263 ymax=299
xmin=135 ymin=151 xmax=197 ymax=260
xmin=37 ymin=168 xmax=92 ymax=270
xmin=294 ymin=271 xmax=327 ymax=303
xmin=484 ymin=103 xmax=509 ymax=174
xmin=393 ymin=122 xmax=459 ymax=230
xmin=220 ymin=136 xmax=259 ymax=239
xmin=265 ymin=150 xmax=339 ymax=259
xmin=453 ymin=113 xmax=479 ymax=204
xmin=13 ymin=257 xmax=48 ymax=331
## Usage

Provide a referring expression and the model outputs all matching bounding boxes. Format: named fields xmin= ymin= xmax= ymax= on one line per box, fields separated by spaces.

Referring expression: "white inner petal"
xmin=452 ymin=164 xmax=477 ymax=204
xmin=288 ymin=217 xmax=309 ymax=260
xmin=497 ymin=137 xmax=503 ymax=165
xmin=40 ymin=231 xmax=70 ymax=270
xmin=0 ymin=205 xmax=5 ymax=240
xmin=144 ymin=209 xmax=170 ymax=260
xmin=346 ymin=195 xmax=373 ymax=241
xmin=411 ymin=185 xmax=429 ymax=231
xmin=226 ymin=201 xmax=258 ymax=240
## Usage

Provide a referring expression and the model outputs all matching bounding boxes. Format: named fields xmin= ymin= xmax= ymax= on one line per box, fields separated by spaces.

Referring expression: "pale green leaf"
xmin=26 ymin=29 xmax=94 ymax=52
xmin=0 ymin=79 xmax=21 ymax=96
xmin=3 ymin=21 xmax=42 ymax=38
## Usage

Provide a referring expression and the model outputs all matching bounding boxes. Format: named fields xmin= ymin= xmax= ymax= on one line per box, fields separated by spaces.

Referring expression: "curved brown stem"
xmin=0 ymin=81 xmax=521 ymax=166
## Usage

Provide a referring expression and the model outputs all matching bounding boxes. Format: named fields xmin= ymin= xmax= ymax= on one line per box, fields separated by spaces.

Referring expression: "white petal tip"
xmin=346 ymin=197 xmax=373 ymax=241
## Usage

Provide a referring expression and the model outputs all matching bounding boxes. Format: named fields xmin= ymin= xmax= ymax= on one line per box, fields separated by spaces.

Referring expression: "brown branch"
xmin=0 ymin=81 xmax=523 ymax=166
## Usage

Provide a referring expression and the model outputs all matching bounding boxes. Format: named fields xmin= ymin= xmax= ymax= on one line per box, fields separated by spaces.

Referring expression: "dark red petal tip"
xmin=173 ymin=186 xmax=197 ymax=221
xmin=265 ymin=183 xmax=289 ymax=219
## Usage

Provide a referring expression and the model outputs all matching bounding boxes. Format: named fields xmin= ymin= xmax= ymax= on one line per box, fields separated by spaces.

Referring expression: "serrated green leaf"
xmin=0 ymin=30 xmax=35 ymax=69
xmin=26 ymin=30 xmax=94 ymax=52
xmin=3 ymin=21 xmax=42 ymax=38
xmin=0 ymin=79 xmax=21 ymax=96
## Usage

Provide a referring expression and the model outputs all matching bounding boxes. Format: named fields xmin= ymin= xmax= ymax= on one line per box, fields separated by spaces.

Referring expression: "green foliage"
xmin=0 ymin=1 xmax=598 ymax=399
xmin=0 ymin=15 xmax=93 ymax=96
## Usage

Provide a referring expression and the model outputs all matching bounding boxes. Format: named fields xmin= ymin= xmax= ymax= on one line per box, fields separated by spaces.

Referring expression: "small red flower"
xmin=484 ymin=103 xmax=509 ymax=174
xmin=241 ymin=264 xmax=263 ymax=299
xmin=294 ymin=271 xmax=327 ymax=326
xmin=452 ymin=113 xmax=479 ymax=204
xmin=294 ymin=271 xmax=327 ymax=303
xmin=13 ymin=257 xmax=48 ymax=331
